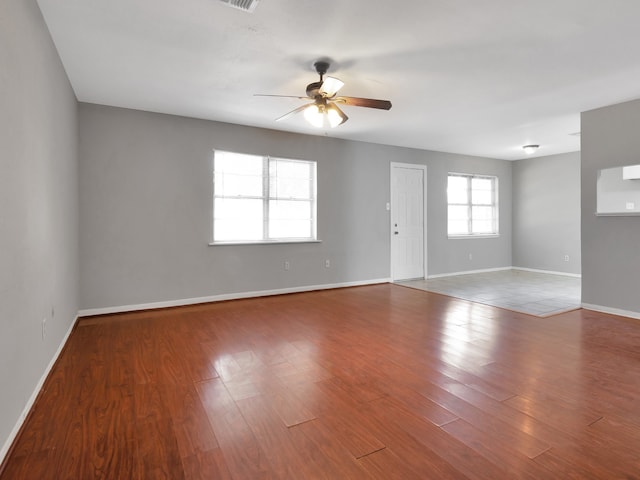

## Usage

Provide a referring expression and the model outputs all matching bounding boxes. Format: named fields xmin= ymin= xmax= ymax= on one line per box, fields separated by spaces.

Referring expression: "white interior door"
xmin=391 ymin=163 xmax=426 ymax=281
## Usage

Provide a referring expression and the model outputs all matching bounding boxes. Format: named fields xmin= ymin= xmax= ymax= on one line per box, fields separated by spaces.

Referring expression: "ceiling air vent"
xmin=219 ymin=0 xmax=260 ymax=13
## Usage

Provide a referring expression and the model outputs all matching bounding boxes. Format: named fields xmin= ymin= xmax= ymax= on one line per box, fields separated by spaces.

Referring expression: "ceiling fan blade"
xmin=275 ymin=103 xmax=314 ymax=122
xmin=319 ymin=76 xmax=344 ymax=97
xmin=327 ymin=103 xmax=348 ymax=127
xmin=334 ymin=96 xmax=392 ymax=110
xmin=254 ymin=94 xmax=309 ymax=100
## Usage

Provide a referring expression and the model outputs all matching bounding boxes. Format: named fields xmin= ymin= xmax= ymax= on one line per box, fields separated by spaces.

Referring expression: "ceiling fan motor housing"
xmin=306 ymin=81 xmax=324 ymax=98
xmin=314 ymin=60 xmax=330 ymax=76
xmin=306 ymin=61 xmax=331 ymax=98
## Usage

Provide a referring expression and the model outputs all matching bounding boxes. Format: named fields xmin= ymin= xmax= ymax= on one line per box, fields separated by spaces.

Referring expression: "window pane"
xmin=471 ymin=206 xmax=495 ymax=234
xmin=447 ymin=176 xmax=468 ymax=204
xmin=269 ymin=200 xmax=312 ymax=238
xmin=472 ymin=189 xmax=493 ymax=205
xmin=448 ymin=205 xmax=469 ymax=235
xmin=212 ymin=152 xmax=317 ymax=243
xmin=448 ymin=205 xmax=469 ymax=221
xmin=214 ymin=152 xmax=263 ymax=197
xmin=269 ymin=219 xmax=312 ymax=239
xmin=471 ymin=177 xmax=493 ymax=191
xmin=472 ymin=220 xmax=494 ymax=234
xmin=448 ymin=173 xmax=497 ymax=236
xmin=214 ymin=198 xmax=263 ymax=241
xmin=269 ymin=159 xmax=312 ymax=199
xmin=215 ymin=151 xmax=263 ymax=175
xmin=448 ymin=220 xmax=469 ymax=235
xmin=472 ymin=205 xmax=493 ymax=219
xmin=215 ymin=173 xmax=263 ymax=197
xmin=471 ymin=177 xmax=493 ymax=205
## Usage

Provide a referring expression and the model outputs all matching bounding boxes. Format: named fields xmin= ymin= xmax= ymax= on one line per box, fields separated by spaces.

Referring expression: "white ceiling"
xmin=36 ymin=0 xmax=640 ymax=160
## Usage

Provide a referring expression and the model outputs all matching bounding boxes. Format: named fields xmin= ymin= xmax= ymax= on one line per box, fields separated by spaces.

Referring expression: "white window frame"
xmin=447 ymin=173 xmax=499 ymax=238
xmin=210 ymin=151 xmax=318 ymax=245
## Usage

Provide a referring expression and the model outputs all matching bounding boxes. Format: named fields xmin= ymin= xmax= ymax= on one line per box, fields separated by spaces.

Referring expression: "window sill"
xmin=209 ymin=239 xmax=322 ymax=246
xmin=448 ymin=234 xmax=500 ymax=240
xmin=595 ymin=212 xmax=640 ymax=216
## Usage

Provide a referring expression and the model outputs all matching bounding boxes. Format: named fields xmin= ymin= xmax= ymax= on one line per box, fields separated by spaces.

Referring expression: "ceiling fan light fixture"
xmin=303 ymin=103 xmax=346 ymax=129
xmin=326 ymin=104 xmax=347 ymax=128
xmin=320 ymin=77 xmax=345 ymax=97
xmin=522 ymin=144 xmax=539 ymax=154
xmin=303 ymin=104 xmax=325 ymax=128
xmin=326 ymin=109 xmax=343 ymax=128
xmin=256 ymin=60 xmax=390 ymax=127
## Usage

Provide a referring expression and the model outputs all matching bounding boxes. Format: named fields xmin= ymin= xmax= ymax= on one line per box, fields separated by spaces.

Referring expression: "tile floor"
xmin=398 ymin=269 xmax=581 ymax=317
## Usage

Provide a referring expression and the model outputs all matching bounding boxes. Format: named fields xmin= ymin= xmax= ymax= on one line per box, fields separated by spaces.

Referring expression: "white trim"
xmin=427 ymin=267 xmax=511 ymax=279
xmin=390 ymin=162 xmax=428 ymax=281
xmin=512 ymin=267 xmax=582 ymax=278
xmin=581 ymin=303 xmax=640 ymax=321
xmin=448 ymin=234 xmax=500 ymax=240
xmin=78 ymin=278 xmax=392 ymax=317
xmin=427 ymin=266 xmax=582 ymax=280
xmin=0 ymin=315 xmax=78 ymax=465
xmin=595 ymin=212 xmax=640 ymax=217
xmin=209 ymin=240 xmax=322 ymax=246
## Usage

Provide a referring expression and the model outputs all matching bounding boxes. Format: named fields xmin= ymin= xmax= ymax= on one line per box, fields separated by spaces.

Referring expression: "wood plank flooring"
xmin=3 ymin=284 xmax=640 ymax=479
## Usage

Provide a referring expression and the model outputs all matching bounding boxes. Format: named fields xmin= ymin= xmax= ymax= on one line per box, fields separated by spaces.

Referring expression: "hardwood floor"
xmin=3 ymin=284 xmax=640 ymax=479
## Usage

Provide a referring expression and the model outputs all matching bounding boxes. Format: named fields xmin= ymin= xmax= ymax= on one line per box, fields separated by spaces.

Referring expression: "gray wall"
xmin=78 ymin=104 xmax=512 ymax=310
xmin=0 ymin=0 xmax=78 ymax=458
xmin=426 ymin=152 xmax=512 ymax=275
xmin=512 ymin=152 xmax=581 ymax=274
xmin=582 ymin=99 xmax=640 ymax=313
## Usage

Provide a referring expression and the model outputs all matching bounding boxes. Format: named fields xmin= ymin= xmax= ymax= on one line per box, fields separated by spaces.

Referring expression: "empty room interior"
xmin=3 ymin=0 xmax=640 ymax=478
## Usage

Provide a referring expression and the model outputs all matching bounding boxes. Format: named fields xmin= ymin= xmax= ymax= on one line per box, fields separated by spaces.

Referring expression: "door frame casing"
xmin=389 ymin=162 xmax=428 ymax=281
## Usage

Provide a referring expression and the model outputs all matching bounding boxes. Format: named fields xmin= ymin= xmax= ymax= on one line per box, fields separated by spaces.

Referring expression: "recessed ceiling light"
xmin=522 ymin=144 xmax=539 ymax=154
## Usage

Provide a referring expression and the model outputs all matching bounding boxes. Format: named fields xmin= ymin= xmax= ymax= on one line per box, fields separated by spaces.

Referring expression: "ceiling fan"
xmin=255 ymin=61 xmax=392 ymax=129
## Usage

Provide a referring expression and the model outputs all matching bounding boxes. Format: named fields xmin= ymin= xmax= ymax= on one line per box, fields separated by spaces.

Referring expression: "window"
xmin=447 ymin=173 xmax=498 ymax=236
xmin=213 ymin=151 xmax=317 ymax=243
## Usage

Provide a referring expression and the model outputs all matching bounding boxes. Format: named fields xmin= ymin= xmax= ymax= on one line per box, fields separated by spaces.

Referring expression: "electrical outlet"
xmin=468 ymin=253 xmax=473 ymax=260
xmin=564 ymin=255 xmax=570 ymax=262
xmin=325 ymin=259 xmax=330 ymax=268
xmin=284 ymin=260 xmax=290 ymax=271
xmin=42 ymin=318 xmax=47 ymax=340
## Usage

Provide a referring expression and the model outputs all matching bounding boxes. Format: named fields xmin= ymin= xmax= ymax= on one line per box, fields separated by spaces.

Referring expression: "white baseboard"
xmin=0 ymin=315 xmax=78 ymax=465
xmin=581 ymin=303 xmax=640 ymax=321
xmin=427 ymin=266 xmax=581 ymax=280
xmin=427 ymin=267 xmax=511 ymax=279
xmin=512 ymin=267 xmax=582 ymax=278
xmin=78 ymin=278 xmax=392 ymax=317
